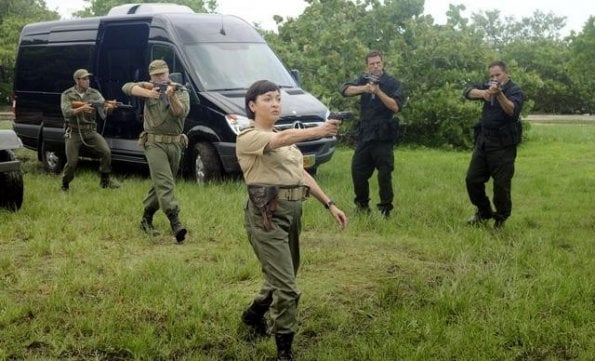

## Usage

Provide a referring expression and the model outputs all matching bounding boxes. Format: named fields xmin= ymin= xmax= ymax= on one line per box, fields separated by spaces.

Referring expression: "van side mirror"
xmin=290 ymin=69 xmax=301 ymax=86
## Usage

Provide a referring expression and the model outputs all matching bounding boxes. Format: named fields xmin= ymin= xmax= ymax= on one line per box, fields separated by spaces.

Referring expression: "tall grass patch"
xmin=1 ymin=123 xmax=593 ymax=360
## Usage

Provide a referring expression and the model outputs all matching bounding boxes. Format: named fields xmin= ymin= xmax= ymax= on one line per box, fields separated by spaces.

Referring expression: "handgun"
xmin=328 ymin=111 xmax=353 ymax=122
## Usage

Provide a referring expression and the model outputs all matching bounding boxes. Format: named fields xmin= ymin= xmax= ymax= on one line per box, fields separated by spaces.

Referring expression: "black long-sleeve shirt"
xmin=340 ymin=71 xmax=404 ymax=142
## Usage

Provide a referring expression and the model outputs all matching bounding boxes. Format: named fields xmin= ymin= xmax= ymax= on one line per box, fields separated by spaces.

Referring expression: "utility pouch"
xmin=247 ymin=184 xmax=279 ymax=231
xmin=137 ymin=131 xmax=148 ymax=146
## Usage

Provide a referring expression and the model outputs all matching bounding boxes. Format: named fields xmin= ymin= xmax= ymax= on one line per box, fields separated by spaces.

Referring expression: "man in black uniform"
xmin=463 ymin=60 xmax=525 ymax=229
xmin=340 ymin=50 xmax=404 ymax=218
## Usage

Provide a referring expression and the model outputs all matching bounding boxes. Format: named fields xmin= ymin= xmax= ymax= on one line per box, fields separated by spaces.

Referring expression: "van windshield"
xmin=185 ymin=43 xmax=297 ymax=91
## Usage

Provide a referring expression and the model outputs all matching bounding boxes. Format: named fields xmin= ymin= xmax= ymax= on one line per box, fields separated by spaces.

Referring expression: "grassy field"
xmin=1 ymin=122 xmax=594 ymax=360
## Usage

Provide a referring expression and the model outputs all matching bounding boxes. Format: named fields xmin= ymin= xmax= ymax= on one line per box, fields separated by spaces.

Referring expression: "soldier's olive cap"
xmin=73 ymin=69 xmax=92 ymax=79
xmin=149 ymin=60 xmax=169 ymax=75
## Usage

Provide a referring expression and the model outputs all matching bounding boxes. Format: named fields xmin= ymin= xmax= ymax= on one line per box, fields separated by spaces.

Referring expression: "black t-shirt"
xmin=341 ymin=71 xmax=404 ymax=142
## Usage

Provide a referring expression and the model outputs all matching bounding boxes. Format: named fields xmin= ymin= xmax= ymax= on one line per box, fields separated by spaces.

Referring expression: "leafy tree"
xmin=503 ymin=38 xmax=574 ymax=113
xmin=267 ymin=0 xmax=501 ymax=148
xmin=0 ymin=0 xmax=59 ymax=105
xmin=471 ymin=9 xmax=567 ymax=50
xmin=568 ymin=17 xmax=595 ymax=114
xmin=397 ymin=6 xmax=493 ymax=148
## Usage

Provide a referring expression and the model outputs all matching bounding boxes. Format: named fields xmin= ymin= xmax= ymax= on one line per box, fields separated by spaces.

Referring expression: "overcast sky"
xmin=44 ymin=0 xmax=593 ymax=36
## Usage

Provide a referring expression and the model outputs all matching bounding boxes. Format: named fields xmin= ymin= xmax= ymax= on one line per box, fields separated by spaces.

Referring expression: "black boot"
xmin=166 ymin=210 xmax=187 ymax=243
xmin=467 ymin=209 xmax=493 ymax=226
xmin=61 ymin=180 xmax=69 ymax=192
xmin=493 ymin=215 xmax=506 ymax=230
xmin=100 ymin=173 xmax=121 ymax=189
xmin=275 ymin=333 xmax=294 ymax=361
xmin=140 ymin=208 xmax=160 ymax=236
xmin=241 ymin=303 xmax=270 ymax=338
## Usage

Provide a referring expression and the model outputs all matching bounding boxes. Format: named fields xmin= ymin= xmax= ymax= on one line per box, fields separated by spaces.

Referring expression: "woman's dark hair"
xmin=245 ymin=80 xmax=280 ymax=119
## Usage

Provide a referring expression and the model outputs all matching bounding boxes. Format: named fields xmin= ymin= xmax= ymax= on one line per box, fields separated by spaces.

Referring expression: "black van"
xmin=13 ymin=3 xmax=336 ymax=182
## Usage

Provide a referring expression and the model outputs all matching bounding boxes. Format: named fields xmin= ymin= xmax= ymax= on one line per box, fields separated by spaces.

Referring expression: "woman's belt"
xmin=247 ymin=184 xmax=310 ymax=231
xmin=278 ymin=185 xmax=310 ymax=201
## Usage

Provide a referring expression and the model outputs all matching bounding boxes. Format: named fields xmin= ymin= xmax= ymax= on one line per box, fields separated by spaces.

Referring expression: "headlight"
xmin=225 ymin=114 xmax=251 ymax=135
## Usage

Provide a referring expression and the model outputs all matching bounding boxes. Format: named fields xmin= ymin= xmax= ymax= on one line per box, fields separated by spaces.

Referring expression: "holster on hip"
xmin=247 ymin=184 xmax=279 ymax=231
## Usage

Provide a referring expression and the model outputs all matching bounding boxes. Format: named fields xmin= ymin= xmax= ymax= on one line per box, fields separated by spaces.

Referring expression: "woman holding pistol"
xmin=236 ymin=80 xmax=348 ymax=361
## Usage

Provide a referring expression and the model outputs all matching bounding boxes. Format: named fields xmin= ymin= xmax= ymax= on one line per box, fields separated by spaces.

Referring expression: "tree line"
xmin=1 ymin=0 xmax=593 ymax=148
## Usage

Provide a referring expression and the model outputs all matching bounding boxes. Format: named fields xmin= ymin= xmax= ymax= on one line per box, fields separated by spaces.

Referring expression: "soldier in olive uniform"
xmin=463 ymin=61 xmax=525 ymax=229
xmin=237 ymin=80 xmax=348 ymax=361
xmin=60 ymin=69 xmax=120 ymax=191
xmin=122 ymin=60 xmax=190 ymax=243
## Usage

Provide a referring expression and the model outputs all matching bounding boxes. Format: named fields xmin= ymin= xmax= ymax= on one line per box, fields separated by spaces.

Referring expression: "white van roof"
xmin=107 ymin=3 xmax=194 ymax=16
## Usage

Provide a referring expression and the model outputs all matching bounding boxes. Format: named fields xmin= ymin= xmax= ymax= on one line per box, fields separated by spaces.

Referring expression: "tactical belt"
xmin=146 ymin=133 xmax=183 ymax=144
xmin=278 ymin=185 xmax=310 ymax=201
xmin=68 ymin=123 xmax=95 ymax=131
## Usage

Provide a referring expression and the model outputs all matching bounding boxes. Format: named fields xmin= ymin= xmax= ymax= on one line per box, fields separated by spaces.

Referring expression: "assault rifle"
xmin=71 ymin=100 xmax=133 ymax=120
xmin=149 ymin=81 xmax=181 ymax=107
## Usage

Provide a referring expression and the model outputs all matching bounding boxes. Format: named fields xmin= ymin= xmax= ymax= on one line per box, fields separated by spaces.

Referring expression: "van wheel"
xmin=192 ymin=142 xmax=223 ymax=183
xmin=0 ymin=150 xmax=24 ymax=211
xmin=41 ymin=142 xmax=65 ymax=174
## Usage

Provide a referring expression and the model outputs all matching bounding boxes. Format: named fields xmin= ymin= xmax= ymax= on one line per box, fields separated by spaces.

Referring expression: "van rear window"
xmin=15 ymin=45 xmax=94 ymax=93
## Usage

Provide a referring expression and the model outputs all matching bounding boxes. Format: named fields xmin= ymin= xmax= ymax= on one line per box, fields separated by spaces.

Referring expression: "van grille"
xmin=275 ymin=118 xmax=323 ymax=131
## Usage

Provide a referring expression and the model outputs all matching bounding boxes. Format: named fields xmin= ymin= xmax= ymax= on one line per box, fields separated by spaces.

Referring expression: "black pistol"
xmin=328 ymin=111 xmax=353 ymax=122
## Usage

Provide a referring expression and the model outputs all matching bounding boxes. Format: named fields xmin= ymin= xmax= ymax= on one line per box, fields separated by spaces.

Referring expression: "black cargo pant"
xmin=351 ymin=140 xmax=395 ymax=212
xmin=465 ymin=137 xmax=517 ymax=221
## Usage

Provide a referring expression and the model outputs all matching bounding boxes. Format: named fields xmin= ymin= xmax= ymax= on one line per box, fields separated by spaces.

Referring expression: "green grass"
xmin=1 ymin=122 xmax=594 ymax=360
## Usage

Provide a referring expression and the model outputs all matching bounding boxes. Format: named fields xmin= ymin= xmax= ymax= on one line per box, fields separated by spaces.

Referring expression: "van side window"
xmin=15 ymin=45 xmax=94 ymax=93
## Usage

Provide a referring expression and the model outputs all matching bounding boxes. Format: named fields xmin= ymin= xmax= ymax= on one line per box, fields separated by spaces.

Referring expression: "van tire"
xmin=0 ymin=150 xmax=24 ymax=211
xmin=41 ymin=142 xmax=65 ymax=174
xmin=191 ymin=142 xmax=222 ymax=183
